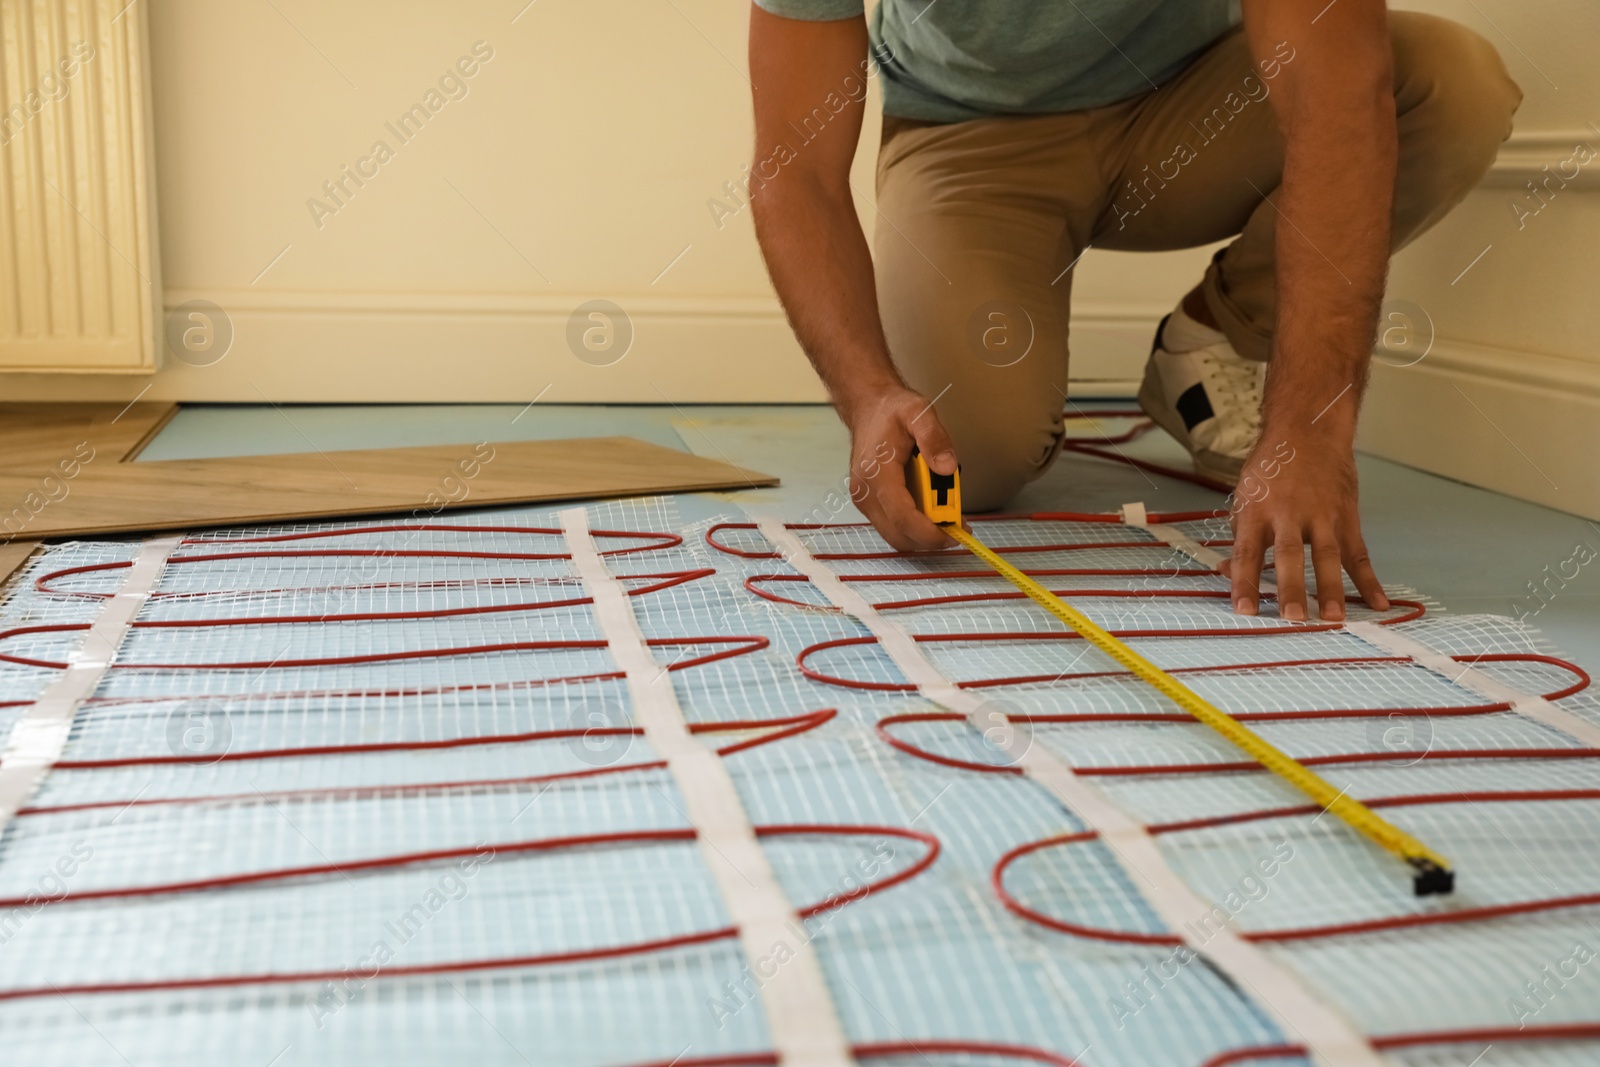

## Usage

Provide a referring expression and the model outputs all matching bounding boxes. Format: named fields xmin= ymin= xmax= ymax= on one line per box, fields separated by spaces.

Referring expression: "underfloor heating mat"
xmin=0 ymin=497 xmax=1597 ymax=1067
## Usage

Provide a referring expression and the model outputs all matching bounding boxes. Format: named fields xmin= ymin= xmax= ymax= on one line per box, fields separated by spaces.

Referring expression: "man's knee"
xmin=1393 ymin=13 xmax=1522 ymax=182
xmin=949 ymin=417 xmax=1062 ymax=513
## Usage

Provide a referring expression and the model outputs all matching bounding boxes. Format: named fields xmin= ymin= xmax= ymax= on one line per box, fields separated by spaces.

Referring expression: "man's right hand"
xmin=843 ymin=385 xmax=960 ymax=553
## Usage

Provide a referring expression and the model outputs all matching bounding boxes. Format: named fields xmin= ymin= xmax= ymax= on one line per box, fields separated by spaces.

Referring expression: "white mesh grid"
xmin=0 ymin=500 xmax=1594 ymax=1067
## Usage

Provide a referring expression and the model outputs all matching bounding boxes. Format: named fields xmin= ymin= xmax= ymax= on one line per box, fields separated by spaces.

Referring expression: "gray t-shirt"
xmin=754 ymin=0 xmax=1241 ymax=121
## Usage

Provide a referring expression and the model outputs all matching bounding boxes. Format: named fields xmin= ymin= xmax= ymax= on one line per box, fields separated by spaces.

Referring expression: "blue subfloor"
xmin=142 ymin=402 xmax=1600 ymax=665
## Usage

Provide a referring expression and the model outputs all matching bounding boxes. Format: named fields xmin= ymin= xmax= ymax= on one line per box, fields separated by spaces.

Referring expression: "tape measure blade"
xmin=944 ymin=525 xmax=1452 ymax=885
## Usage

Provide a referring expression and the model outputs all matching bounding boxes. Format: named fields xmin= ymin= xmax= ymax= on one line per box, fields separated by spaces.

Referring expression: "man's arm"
xmin=1225 ymin=0 xmax=1395 ymax=622
xmin=748 ymin=5 xmax=957 ymax=551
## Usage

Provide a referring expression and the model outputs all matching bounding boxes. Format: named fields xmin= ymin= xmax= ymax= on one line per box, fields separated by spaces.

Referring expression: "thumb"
xmin=909 ymin=405 xmax=959 ymax=476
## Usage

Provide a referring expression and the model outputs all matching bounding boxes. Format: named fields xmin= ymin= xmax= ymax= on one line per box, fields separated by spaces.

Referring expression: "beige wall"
xmin=4 ymin=1 xmax=1595 ymax=517
xmin=1363 ymin=0 xmax=1600 ymax=518
xmin=1 ymin=0 xmax=1209 ymax=404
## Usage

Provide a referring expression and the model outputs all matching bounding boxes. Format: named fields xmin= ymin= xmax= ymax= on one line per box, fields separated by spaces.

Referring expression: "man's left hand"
xmin=1220 ymin=432 xmax=1390 ymax=622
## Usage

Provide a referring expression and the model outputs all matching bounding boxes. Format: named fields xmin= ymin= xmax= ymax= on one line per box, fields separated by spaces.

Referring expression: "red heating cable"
xmin=37 ymin=562 xmax=708 ymax=607
xmin=1059 ymin=408 xmax=1236 ymax=492
xmin=872 ymin=651 xmax=1590 ymax=771
xmin=55 ymin=706 xmax=834 ymax=771
xmin=0 ymin=635 xmax=764 ymax=717
xmin=1 ymin=537 xmax=761 ymax=714
xmin=0 ymin=823 xmax=940 ymax=1003
xmin=31 ymin=524 xmax=684 ymax=601
xmin=4 ymin=523 xmax=719 ymax=687
xmin=612 ymin=1023 xmax=1600 ymax=1067
xmin=878 ymin=718 xmax=1597 ymax=779
xmin=22 ymin=709 xmax=839 ymax=816
xmin=172 ymin=523 xmax=680 ymax=551
xmin=620 ymin=1039 xmax=1085 ymax=1066
xmin=46 ymin=664 xmax=734 ymax=714
xmin=0 ymin=627 xmax=765 ymax=673
xmin=992 ymin=788 xmax=1600 ymax=945
xmin=1202 ymin=1022 xmax=1600 ymax=1066
xmin=752 ymin=579 xmax=1370 ymax=619
xmin=796 ymin=635 xmax=1588 ymax=694
xmin=877 ymin=677 xmax=1574 ymax=739
xmin=0 ymin=821 xmax=938 ymax=915
xmin=1063 ymin=440 xmax=1235 ymax=493
xmin=748 ymin=566 xmax=1251 ymax=598
xmin=704 ymin=512 xmax=1229 ymax=561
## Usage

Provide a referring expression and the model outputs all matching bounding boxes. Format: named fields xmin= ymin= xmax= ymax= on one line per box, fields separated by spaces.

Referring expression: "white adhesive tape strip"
xmin=1345 ymin=621 xmax=1600 ymax=749
xmin=0 ymin=536 xmax=182 ymax=831
xmin=561 ymin=509 xmax=854 ymax=1067
xmin=756 ymin=517 xmax=1383 ymax=1067
xmin=1131 ymin=507 xmax=1600 ymax=750
xmin=1134 ymin=515 xmax=1231 ymax=572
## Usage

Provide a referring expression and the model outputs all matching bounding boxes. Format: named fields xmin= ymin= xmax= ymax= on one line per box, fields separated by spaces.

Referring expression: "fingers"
xmin=1232 ymin=517 xmax=1385 ymax=622
xmin=884 ymin=477 xmax=955 ymax=551
xmin=908 ymin=406 xmax=959 ymax=476
xmin=852 ymin=462 xmax=950 ymax=553
xmin=1273 ymin=528 xmax=1307 ymax=622
xmin=1340 ymin=520 xmax=1389 ymax=612
xmin=1309 ymin=525 xmax=1345 ymax=621
xmin=1227 ymin=518 xmax=1267 ymax=617
xmin=1217 ymin=442 xmax=1384 ymax=622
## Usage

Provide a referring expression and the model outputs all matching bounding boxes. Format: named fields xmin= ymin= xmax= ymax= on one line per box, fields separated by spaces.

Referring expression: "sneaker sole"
xmin=1137 ymin=350 xmax=1245 ymax=488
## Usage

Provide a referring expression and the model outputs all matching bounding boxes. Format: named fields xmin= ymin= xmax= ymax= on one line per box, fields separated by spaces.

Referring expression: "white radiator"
xmin=0 ymin=0 xmax=159 ymax=373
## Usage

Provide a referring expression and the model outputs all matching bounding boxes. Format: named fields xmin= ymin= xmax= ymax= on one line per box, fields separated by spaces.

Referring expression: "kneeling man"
xmin=747 ymin=0 xmax=1519 ymax=622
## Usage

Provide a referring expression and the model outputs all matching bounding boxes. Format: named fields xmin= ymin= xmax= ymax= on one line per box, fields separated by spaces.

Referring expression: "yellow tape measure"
xmin=911 ymin=454 xmax=1454 ymax=895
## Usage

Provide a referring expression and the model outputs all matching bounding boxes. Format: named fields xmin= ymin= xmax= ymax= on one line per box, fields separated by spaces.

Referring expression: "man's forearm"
xmin=1248 ymin=3 xmax=1396 ymax=443
xmin=1266 ymin=98 xmax=1396 ymax=438
xmin=753 ymin=176 xmax=904 ymax=420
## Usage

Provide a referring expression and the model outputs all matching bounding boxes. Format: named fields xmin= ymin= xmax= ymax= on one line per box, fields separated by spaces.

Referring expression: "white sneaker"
xmin=1136 ymin=310 xmax=1266 ymax=486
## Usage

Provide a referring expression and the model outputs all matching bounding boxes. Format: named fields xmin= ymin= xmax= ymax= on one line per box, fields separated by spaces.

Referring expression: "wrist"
xmin=1261 ymin=408 xmax=1356 ymax=452
xmin=832 ymin=365 xmax=909 ymax=423
xmin=1261 ymin=373 xmax=1362 ymax=447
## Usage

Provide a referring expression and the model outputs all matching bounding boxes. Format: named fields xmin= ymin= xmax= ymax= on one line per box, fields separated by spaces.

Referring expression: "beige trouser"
xmin=873 ymin=12 xmax=1521 ymax=510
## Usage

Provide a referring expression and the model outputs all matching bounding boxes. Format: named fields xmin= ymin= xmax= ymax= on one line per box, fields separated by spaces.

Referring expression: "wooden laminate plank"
xmin=0 ymin=403 xmax=176 ymax=466
xmin=1 ymin=404 xmax=777 ymax=538
xmin=119 ymin=404 xmax=183 ymax=461
xmin=0 ymin=541 xmax=41 ymax=592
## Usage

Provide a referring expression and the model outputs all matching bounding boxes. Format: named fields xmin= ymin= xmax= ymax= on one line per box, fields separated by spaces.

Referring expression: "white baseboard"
xmin=0 ymin=290 xmax=1158 ymax=403
xmin=9 ymin=285 xmax=1596 ymax=525
xmin=1359 ymin=335 xmax=1600 ymax=521
xmin=1481 ymin=129 xmax=1600 ymax=189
